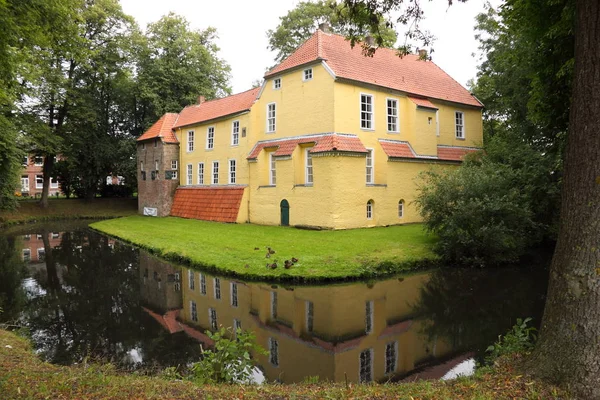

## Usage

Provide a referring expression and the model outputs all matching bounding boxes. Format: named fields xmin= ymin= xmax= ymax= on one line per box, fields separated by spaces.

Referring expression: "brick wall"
xmin=137 ymin=139 xmax=180 ymax=217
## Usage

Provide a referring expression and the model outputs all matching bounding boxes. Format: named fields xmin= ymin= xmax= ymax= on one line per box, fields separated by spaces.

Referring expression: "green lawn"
xmin=91 ymin=216 xmax=438 ymax=282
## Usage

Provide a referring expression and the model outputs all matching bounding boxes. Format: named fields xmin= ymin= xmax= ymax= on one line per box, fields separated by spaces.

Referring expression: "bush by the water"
xmin=486 ymin=317 xmax=537 ymax=363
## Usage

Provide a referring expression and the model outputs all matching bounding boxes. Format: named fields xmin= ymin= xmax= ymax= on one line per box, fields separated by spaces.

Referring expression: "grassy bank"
xmin=0 ymin=198 xmax=138 ymax=227
xmin=91 ymin=216 xmax=438 ymax=282
xmin=0 ymin=329 xmax=567 ymax=399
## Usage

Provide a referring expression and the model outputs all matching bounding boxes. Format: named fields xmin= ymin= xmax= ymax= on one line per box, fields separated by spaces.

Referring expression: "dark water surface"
xmin=0 ymin=221 xmax=548 ymax=383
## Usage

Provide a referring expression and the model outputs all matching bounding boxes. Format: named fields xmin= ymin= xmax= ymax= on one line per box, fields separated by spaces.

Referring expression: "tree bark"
xmin=39 ymin=154 xmax=55 ymax=208
xmin=530 ymin=0 xmax=600 ymax=397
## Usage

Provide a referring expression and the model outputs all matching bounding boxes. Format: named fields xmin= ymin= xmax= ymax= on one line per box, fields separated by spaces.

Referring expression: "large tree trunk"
xmin=530 ymin=0 xmax=600 ymax=397
xmin=39 ymin=154 xmax=55 ymax=208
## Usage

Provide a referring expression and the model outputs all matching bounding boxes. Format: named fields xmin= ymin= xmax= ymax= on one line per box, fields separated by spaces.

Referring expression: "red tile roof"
xmin=173 ymin=88 xmax=260 ymax=129
xmin=142 ymin=307 xmax=183 ymax=334
xmin=409 ymin=96 xmax=438 ymax=109
xmin=247 ymin=133 xmax=368 ymax=160
xmin=170 ymin=187 xmax=245 ymax=223
xmin=265 ymin=31 xmax=482 ymax=108
xmin=379 ymin=139 xmax=481 ymax=162
xmin=137 ymin=113 xmax=179 ymax=143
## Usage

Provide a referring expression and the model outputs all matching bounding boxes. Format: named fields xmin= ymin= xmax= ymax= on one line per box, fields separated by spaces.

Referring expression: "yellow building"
xmin=137 ymin=27 xmax=483 ymax=229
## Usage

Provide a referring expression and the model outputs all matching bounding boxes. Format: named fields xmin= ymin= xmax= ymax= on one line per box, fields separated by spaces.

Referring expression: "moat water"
xmin=0 ymin=220 xmax=548 ymax=383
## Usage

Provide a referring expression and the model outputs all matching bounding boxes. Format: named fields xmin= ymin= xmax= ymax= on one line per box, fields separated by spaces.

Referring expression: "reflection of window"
xmin=37 ymin=248 xmax=45 ymax=261
xmin=269 ymin=337 xmax=279 ymax=366
xmin=214 ymin=277 xmax=221 ymax=299
xmin=306 ymin=301 xmax=314 ymax=333
xmin=23 ymin=235 xmax=30 ymax=241
xmin=200 ymin=273 xmax=206 ymax=295
xmin=234 ymin=319 xmax=242 ymax=332
xmin=359 ymin=348 xmax=373 ymax=383
xmin=22 ymin=248 xmax=31 ymax=262
xmin=209 ymin=308 xmax=218 ymax=330
xmin=36 ymin=234 xmax=43 ymax=240
xmin=190 ymin=301 xmax=198 ymax=322
xmin=189 ymin=270 xmax=195 ymax=290
xmin=231 ymin=282 xmax=238 ymax=307
xmin=365 ymin=300 xmax=373 ymax=334
xmin=271 ymin=291 xmax=277 ymax=319
xmin=385 ymin=341 xmax=398 ymax=374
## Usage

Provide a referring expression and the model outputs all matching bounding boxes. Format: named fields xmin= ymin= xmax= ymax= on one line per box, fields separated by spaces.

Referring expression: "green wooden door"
xmin=280 ymin=199 xmax=290 ymax=226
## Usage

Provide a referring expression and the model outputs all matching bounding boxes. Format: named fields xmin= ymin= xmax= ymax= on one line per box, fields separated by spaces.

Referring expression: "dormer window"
xmin=273 ymin=78 xmax=281 ymax=89
xmin=303 ymin=68 xmax=313 ymax=81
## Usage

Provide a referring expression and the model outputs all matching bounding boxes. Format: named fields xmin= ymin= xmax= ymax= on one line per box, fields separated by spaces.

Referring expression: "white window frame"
xmin=305 ymin=148 xmax=313 ymax=185
xmin=187 ymin=164 xmax=193 ymax=185
xmin=231 ymin=120 xmax=240 ymax=146
xmin=188 ymin=270 xmax=195 ymax=290
xmin=267 ymin=103 xmax=276 ymax=133
xmin=365 ymin=148 xmax=374 ymax=184
xmin=306 ymin=301 xmax=314 ymax=333
xmin=209 ymin=307 xmax=218 ymax=330
xmin=360 ymin=93 xmax=374 ymax=130
xmin=37 ymin=247 xmax=46 ymax=259
xmin=455 ymin=111 xmax=465 ymax=139
xmin=359 ymin=348 xmax=374 ymax=383
xmin=35 ymin=175 xmax=43 ymax=189
xmin=269 ymin=337 xmax=279 ymax=367
xmin=229 ymin=159 xmax=236 ymax=184
xmin=198 ymin=163 xmax=204 ymax=185
xmin=398 ymin=200 xmax=404 ymax=218
xmin=21 ymin=176 xmax=29 ymax=192
xmin=230 ymin=282 xmax=238 ymax=307
xmin=140 ymin=161 xmax=144 ymax=171
xmin=190 ymin=300 xmax=198 ymax=322
xmin=22 ymin=248 xmax=31 ymax=262
xmin=365 ymin=300 xmax=374 ymax=333
xmin=50 ymin=177 xmax=58 ymax=189
xmin=385 ymin=341 xmax=398 ymax=375
xmin=200 ymin=273 xmax=206 ymax=295
xmin=273 ymin=78 xmax=281 ymax=89
xmin=271 ymin=291 xmax=277 ymax=319
xmin=34 ymin=156 xmax=43 ymax=166
xmin=386 ymin=98 xmax=399 ymax=133
xmin=23 ymin=156 xmax=28 ymax=166
xmin=214 ymin=277 xmax=221 ymax=300
xmin=269 ymin=153 xmax=276 ymax=186
xmin=212 ymin=161 xmax=219 ymax=185
xmin=367 ymin=200 xmax=373 ymax=220
xmin=303 ymin=68 xmax=313 ymax=81
xmin=155 ymin=160 xmax=159 ymax=171
xmin=206 ymin=126 xmax=215 ymax=149
xmin=187 ymin=131 xmax=194 ymax=152
xmin=171 ymin=160 xmax=178 ymax=170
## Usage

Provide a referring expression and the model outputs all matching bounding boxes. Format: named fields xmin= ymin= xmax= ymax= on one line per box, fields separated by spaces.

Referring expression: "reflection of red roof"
xmin=378 ymin=319 xmax=412 ymax=338
xmin=170 ymin=187 xmax=245 ymax=223
xmin=409 ymin=97 xmax=438 ymax=110
xmin=247 ymin=133 xmax=368 ymax=160
xmin=173 ymin=88 xmax=260 ymax=129
xmin=142 ymin=307 xmax=183 ymax=334
xmin=379 ymin=140 xmax=480 ymax=162
xmin=265 ymin=31 xmax=482 ymax=108
xmin=137 ymin=113 xmax=179 ymax=143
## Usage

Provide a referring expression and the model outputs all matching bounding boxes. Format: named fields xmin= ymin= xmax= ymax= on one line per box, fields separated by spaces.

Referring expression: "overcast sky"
xmin=120 ymin=0 xmax=500 ymax=94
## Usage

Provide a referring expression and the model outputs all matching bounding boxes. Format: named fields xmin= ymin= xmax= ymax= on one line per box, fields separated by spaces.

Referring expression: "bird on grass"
xmin=291 ymin=257 xmax=298 ymax=263
xmin=269 ymin=262 xmax=278 ymax=269
xmin=284 ymin=260 xmax=293 ymax=269
xmin=267 ymin=246 xmax=276 ymax=254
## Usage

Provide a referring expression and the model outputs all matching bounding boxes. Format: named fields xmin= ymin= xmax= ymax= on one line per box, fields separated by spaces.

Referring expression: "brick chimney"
xmin=318 ymin=22 xmax=330 ymax=33
xmin=197 ymin=95 xmax=205 ymax=105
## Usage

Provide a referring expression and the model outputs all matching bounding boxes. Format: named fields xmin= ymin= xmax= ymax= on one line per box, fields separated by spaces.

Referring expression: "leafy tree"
xmin=338 ymin=0 xmax=600 ymax=396
xmin=268 ymin=0 xmax=398 ymax=63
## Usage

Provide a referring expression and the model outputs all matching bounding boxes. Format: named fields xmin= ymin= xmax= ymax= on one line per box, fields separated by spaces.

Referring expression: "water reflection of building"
xmin=139 ymin=252 xmax=182 ymax=314
xmin=138 ymin=252 xmax=457 ymax=384
xmin=20 ymin=232 xmax=62 ymax=263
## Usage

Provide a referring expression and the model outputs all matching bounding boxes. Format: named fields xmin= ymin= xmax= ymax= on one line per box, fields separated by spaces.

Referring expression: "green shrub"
xmin=485 ymin=317 xmax=537 ymax=363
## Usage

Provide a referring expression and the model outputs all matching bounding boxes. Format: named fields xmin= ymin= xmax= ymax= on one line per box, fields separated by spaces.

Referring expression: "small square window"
xmin=34 ymin=156 xmax=43 ymax=166
xmin=303 ymin=68 xmax=313 ymax=81
xmin=171 ymin=160 xmax=178 ymax=170
xmin=273 ymin=78 xmax=281 ymax=89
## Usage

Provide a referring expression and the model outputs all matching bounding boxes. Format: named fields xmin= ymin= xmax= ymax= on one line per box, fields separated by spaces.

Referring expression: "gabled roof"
xmin=173 ymin=87 xmax=260 ymax=129
xmin=379 ymin=139 xmax=481 ymax=162
xmin=265 ymin=31 xmax=482 ymax=108
xmin=247 ymin=133 xmax=368 ymax=160
xmin=137 ymin=113 xmax=179 ymax=143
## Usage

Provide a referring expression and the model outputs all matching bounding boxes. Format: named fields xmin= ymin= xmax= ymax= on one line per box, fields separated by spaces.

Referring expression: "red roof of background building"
xmin=137 ymin=113 xmax=179 ymax=143
xmin=409 ymin=97 xmax=438 ymax=109
xmin=170 ymin=187 xmax=245 ymax=223
xmin=247 ymin=133 xmax=368 ymax=160
xmin=265 ymin=31 xmax=482 ymax=108
xmin=379 ymin=139 xmax=481 ymax=162
xmin=173 ymin=88 xmax=260 ymax=129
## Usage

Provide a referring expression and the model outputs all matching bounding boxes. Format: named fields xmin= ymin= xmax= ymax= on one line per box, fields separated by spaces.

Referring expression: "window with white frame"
xmin=273 ymin=78 xmax=281 ymax=89
xmin=387 ymin=99 xmax=399 ymax=132
xmin=232 ymin=121 xmax=240 ymax=146
xmin=21 ymin=176 xmax=29 ymax=192
xmin=365 ymin=149 xmax=374 ymax=184
xmin=360 ymin=94 xmax=374 ymax=129
xmin=37 ymin=248 xmax=45 ymax=261
xmin=155 ymin=160 xmax=159 ymax=171
xmin=359 ymin=348 xmax=373 ymax=383
xmin=212 ymin=161 xmax=219 ymax=184
xmin=200 ymin=273 xmax=207 ymax=295
xmin=229 ymin=159 xmax=236 ymax=184
xmin=269 ymin=337 xmax=279 ymax=366
xmin=267 ymin=103 xmax=276 ymax=133
xmin=269 ymin=154 xmax=276 ymax=186
xmin=214 ymin=277 xmax=221 ymax=299
xmin=187 ymin=131 xmax=194 ymax=152
xmin=187 ymin=164 xmax=193 ymax=185
xmin=209 ymin=307 xmax=218 ymax=330
xmin=52 ymin=232 xmax=59 ymax=239
xmin=22 ymin=248 xmax=31 ymax=262
xmin=188 ymin=270 xmax=195 ymax=290
xmin=50 ymin=178 xmax=58 ymax=189
xmin=271 ymin=291 xmax=277 ymax=319
xmin=385 ymin=341 xmax=398 ymax=374
xmin=140 ymin=161 xmax=144 ymax=171
xmin=206 ymin=126 xmax=215 ymax=149
xmin=190 ymin=301 xmax=198 ymax=322
xmin=398 ymin=200 xmax=405 ymax=218
xmin=231 ymin=282 xmax=238 ymax=307
xmin=305 ymin=149 xmax=313 ymax=185
xmin=34 ymin=156 xmax=43 ymax=166
xmin=366 ymin=200 xmax=374 ymax=220
xmin=171 ymin=160 xmax=178 ymax=170
xmin=455 ymin=111 xmax=465 ymax=139
xmin=303 ymin=68 xmax=313 ymax=81
xmin=198 ymin=163 xmax=204 ymax=185
xmin=22 ymin=156 xmax=28 ymax=166
xmin=306 ymin=301 xmax=314 ymax=333
xmin=365 ymin=300 xmax=373 ymax=333
xmin=234 ymin=319 xmax=242 ymax=336
xmin=35 ymin=175 xmax=43 ymax=189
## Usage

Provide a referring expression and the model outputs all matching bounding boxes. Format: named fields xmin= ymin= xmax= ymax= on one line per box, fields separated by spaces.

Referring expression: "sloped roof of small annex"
xmin=137 ymin=113 xmax=179 ymax=143
xmin=265 ymin=30 xmax=482 ymax=108
xmin=247 ymin=133 xmax=368 ymax=160
xmin=173 ymin=87 xmax=261 ymax=129
xmin=379 ymin=139 xmax=481 ymax=162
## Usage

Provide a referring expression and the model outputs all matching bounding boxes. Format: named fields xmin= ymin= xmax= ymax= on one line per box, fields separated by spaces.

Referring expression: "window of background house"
xmin=34 ymin=156 xmax=43 ymax=166
xmin=171 ymin=160 xmax=178 ymax=170
xmin=35 ymin=175 xmax=43 ymax=189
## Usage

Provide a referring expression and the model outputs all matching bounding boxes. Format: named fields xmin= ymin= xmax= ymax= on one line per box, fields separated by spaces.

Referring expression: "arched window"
xmin=366 ymin=200 xmax=374 ymax=219
xmin=398 ymin=200 xmax=405 ymax=218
